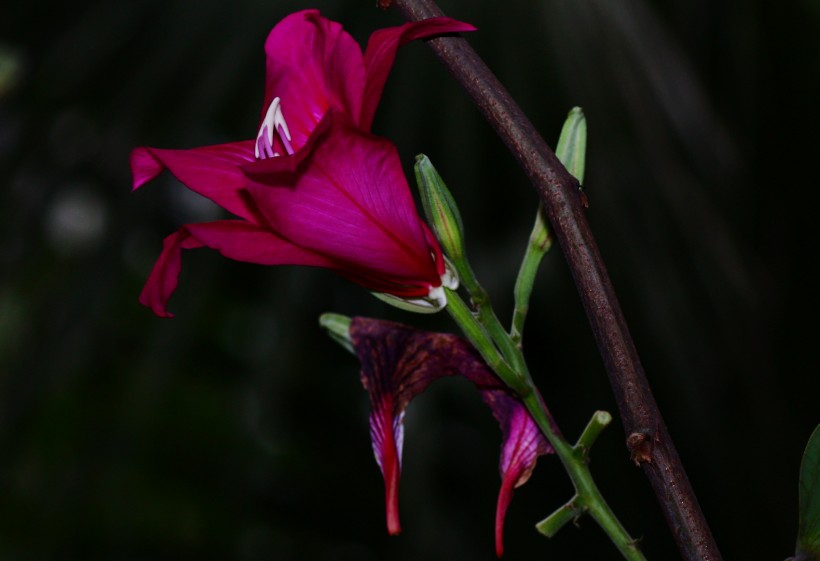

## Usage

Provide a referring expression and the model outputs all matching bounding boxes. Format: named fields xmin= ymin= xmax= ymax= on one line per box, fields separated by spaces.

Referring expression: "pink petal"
xmin=360 ymin=17 xmax=477 ymax=130
xmin=139 ymin=220 xmax=336 ymax=317
xmin=138 ymin=229 xmax=197 ymax=319
xmin=130 ymin=141 xmax=257 ymax=221
xmin=246 ymin=113 xmax=440 ymax=294
xmin=262 ymin=10 xmax=366 ymax=152
xmin=130 ymin=146 xmax=165 ymax=189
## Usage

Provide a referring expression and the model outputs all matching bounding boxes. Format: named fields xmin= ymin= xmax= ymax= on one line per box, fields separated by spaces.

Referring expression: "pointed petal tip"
xmin=129 ymin=147 xmax=164 ymax=191
xmin=382 ymin=430 xmax=402 ymax=536
xmin=494 ymin=475 xmax=516 ymax=559
xmin=137 ymin=229 xmax=186 ymax=319
xmin=385 ymin=470 xmax=401 ymax=536
xmin=386 ymin=511 xmax=402 ymax=536
xmin=138 ymin=281 xmax=176 ymax=318
xmin=137 ymin=292 xmax=174 ymax=318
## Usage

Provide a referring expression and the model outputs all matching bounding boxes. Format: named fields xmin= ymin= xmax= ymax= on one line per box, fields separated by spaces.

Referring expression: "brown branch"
xmin=390 ymin=1 xmax=723 ymax=560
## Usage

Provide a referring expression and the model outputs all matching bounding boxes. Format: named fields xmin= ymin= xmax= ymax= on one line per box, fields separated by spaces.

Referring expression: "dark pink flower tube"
xmin=131 ymin=11 xmax=474 ymax=317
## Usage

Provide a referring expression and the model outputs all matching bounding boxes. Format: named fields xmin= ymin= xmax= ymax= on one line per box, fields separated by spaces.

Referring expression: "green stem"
xmin=451 ymin=261 xmax=531 ymax=383
xmin=511 ymin=205 xmax=552 ymax=345
xmin=444 ymin=289 xmax=525 ymax=393
xmin=521 ymin=391 xmax=645 ymax=561
xmin=535 ymin=495 xmax=582 ymax=538
xmin=575 ymin=410 xmax=613 ymax=459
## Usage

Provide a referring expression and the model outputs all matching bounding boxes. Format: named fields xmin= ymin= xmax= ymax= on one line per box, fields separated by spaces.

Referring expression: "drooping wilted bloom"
xmin=130 ymin=11 xmax=474 ymax=317
xmin=349 ymin=317 xmax=553 ymax=557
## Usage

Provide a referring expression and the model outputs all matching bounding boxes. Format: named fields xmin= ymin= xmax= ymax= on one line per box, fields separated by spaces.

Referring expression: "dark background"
xmin=1 ymin=0 xmax=818 ymax=559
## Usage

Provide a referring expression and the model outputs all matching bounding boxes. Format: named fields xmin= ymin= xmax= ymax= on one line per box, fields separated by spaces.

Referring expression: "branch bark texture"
xmin=390 ymin=1 xmax=723 ymax=560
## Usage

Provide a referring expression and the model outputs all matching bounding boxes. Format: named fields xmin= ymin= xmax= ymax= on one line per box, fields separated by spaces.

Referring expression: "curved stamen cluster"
xmin=255 ymin=97 xmax=294 ymax=159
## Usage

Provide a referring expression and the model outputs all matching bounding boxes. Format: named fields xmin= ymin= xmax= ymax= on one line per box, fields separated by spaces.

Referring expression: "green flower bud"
xmin=414 ymin=155 xmax=466 ymax=264
xmin=555 ymin=107 xmax=587 ymax=183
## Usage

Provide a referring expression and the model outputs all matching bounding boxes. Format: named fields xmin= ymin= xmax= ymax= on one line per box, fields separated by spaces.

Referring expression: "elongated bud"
xmin=414 ymin=155 xmax=467 ymax=264
xmin=555 ymin=107 xmax=587 ymax=183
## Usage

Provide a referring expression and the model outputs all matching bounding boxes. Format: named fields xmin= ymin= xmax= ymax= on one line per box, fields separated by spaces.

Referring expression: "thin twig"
xmin=389 ymin=1 xmax=723 ymax=560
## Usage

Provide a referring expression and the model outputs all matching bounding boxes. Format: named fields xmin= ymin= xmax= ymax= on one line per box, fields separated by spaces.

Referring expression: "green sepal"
xmin=318 ymin=313 xmax=355 ymax=355
xmin=556 ymin=106 xmax=588 ymax=184
xmin=370 ymin=289 xmax=447 ymax=315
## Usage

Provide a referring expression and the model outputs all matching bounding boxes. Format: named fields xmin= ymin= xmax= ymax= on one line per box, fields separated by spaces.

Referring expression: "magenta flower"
xmin=130 ymin=11 xmax=474 ymax=317
xmin=349 ymin=317 xmax=553 ymax=557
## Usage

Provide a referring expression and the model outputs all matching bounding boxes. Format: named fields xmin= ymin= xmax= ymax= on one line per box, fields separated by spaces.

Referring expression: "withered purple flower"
xmin=350 ymin=317 xmax=553 ymax=557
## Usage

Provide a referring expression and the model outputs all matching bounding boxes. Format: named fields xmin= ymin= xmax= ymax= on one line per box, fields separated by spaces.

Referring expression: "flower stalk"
xmin=536 ymin=497 xmax=584 ymax=539
xmin=441 ymin=288 xmax=526 ymax=394
xmin=575 ymin=410 xmax=613 ymax=459
xmin=511 ymin=206 xmax=551 ymax=346
xmin=416 ymin=109 xmax=644 ymax=559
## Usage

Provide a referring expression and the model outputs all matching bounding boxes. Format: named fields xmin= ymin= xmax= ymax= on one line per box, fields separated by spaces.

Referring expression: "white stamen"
xmin=255 ymin=97 xmax=292 ymax=159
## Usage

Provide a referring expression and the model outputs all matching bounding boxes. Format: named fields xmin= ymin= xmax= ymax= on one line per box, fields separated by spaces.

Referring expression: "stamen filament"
xmin=255 ymin=96 xmax=293 ymax=160
xmin=278 ymin=124 xmax=295 ymax=155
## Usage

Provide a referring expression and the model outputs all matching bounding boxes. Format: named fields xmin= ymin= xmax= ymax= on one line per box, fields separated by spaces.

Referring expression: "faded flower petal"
xmin=349 ymin=317 xmax=553 ymax=554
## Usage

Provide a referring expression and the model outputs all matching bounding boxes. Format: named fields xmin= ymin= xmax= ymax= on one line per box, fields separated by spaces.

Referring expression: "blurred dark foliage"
xmin=1 ymin=0 xmax=818 ymax=560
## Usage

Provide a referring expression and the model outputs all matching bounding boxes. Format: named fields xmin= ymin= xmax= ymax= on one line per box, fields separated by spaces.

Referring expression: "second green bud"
xmin=414 ymin=155 xmax=467 ymax=265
